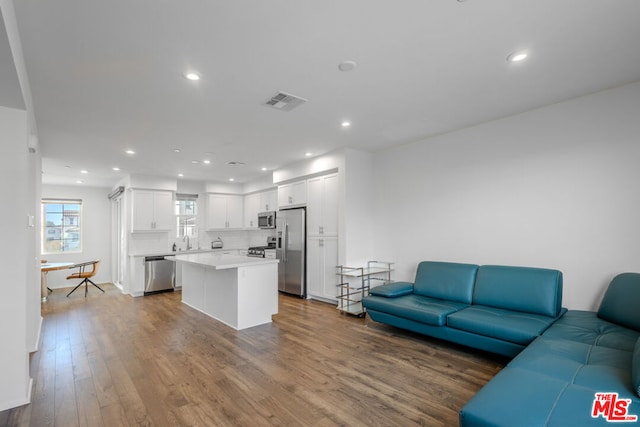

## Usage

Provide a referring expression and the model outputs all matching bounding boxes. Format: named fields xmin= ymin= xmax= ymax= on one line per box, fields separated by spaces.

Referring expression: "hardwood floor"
xmin=0 ymin=284 xmax=506 ymax=426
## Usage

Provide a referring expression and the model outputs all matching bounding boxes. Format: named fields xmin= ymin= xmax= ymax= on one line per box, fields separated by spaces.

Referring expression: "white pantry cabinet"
xmin=278 ymin=180 xmax=307 ymax=208
xmin=307 ymin=237 xmax=339 ymax=302
xmin=306 ymin=173 xmax=338 ymax=237
xmin=206 ymin=194 xmax=244 ymax=229
xmin=131 ymin=190 xmax=174 ymax=231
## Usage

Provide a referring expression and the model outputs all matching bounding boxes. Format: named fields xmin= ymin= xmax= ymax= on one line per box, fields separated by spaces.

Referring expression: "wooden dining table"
xmin=41 ymin=262 xmax=76 ymax=302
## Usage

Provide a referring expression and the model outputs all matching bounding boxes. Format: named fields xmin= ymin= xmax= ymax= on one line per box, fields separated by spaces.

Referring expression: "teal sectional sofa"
xmin=362 ymin=261 xmax=565 ymax=357
xmin=460 ymin=272 xmax=640 ymax=426
xmin=361 ymin=261 xmax=640 ymax=426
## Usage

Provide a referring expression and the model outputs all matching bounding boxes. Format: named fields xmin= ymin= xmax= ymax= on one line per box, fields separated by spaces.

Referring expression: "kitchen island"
xmin=171 ymin=253 xmax=279 ymax=330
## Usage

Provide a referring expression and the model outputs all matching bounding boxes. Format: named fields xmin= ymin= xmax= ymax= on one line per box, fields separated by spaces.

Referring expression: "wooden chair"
xmin=66 ymin=260 xmax=104 ymax=297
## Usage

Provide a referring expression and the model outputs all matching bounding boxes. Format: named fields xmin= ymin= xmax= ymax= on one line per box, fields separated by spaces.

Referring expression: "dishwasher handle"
xmin=145 ymin=255 xmax=167 ymax=262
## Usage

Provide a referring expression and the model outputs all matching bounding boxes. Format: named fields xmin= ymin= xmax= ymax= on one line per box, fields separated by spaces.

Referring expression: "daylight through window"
xmin=42 ymin=199 xmax=83 ymax=254
xmin=175 ymin=194 xmax=198 ymax=238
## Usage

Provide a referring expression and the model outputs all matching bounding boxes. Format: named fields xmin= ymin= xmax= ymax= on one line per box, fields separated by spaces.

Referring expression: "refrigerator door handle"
xmin=283 ymin=222 xmax=288 ymax=262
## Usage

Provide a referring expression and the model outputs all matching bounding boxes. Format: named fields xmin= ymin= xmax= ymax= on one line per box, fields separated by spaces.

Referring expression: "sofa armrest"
xmin=369 ymin=282 xmax=414 ymax=298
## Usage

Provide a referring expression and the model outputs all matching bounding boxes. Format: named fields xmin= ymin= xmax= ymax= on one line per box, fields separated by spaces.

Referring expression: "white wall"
xmin=0 ymin=105 xmax=31 ymax=410
xmin=373 ymin=82 xmax=640 ymax=311
xmin=41 ymin=184 xmax=113 ymax=289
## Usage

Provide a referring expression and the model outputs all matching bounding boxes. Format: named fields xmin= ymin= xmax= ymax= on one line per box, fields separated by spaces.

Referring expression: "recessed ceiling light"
xmin=305 ymin=152 xmax=313 ymax=157
xmin=80 ymin=170 xmax=88 ymax=174
xmin=184 ymin=72 xmax=200 ymax=81
xmin=261 ymin=167 xmax=268 ymax=171
xmin=341 ymin=121 xmax=351 ymax=128
xmin=507 ymin=51 xmax=528 ymax=63
xmin=229 ymin=178 xmax=235 ymax=182
xmin=178 ymin=173 xmax=184 ymax=177
xmin=191 ymin=160 xmax=199 ymax=164
xmin=125 ymin=149 xmax=135 ymax=155
xmin=338 ymin=60 xmax=357 ymax=72
xmin=173 ymin=148 xmax=181 ymax=153
xmin=76 ymin=180 xmax=83 ymax=184
xmin=203 ymin=160 xmax=211 ymax=164
xmin=112 ymin=167 xmax=120 ymax=171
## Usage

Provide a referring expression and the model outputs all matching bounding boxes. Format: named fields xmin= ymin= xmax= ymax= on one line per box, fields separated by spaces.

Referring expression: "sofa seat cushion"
xmin=447 ymin=305 xmax=560 ymax=345
xmin=362 ymin=294 xmax=468 ymax=326
xmin=543 ymin=310 xmax=640 ymax=352
xmin=509 ymin=336 xmax=634 ymax=390
xmin=461 ymin=335 xmax=640 ymax=426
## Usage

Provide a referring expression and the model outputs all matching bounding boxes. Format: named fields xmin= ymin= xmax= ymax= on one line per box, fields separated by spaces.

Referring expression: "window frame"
xmin=175 ymin=194 xmax=198 ymax=239
xmin=41 ymin=199 xmax=83 ymax=255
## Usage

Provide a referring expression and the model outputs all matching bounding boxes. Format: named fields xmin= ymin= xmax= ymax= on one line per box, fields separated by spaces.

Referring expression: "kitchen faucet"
xmin=183 ymin=235 xmax=192 ymax=250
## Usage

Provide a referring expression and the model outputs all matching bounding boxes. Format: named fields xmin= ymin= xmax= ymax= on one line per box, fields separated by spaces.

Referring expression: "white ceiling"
xmin=11 ymin=0 xmax=640 ymax=188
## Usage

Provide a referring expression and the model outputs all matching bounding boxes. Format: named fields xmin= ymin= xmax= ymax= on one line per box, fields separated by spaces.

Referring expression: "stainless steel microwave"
xmin=258 ymin=211 xmax=276 ymax=229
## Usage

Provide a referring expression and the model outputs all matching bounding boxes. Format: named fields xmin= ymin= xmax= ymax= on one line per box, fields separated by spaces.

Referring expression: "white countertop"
xmin=130 ymin=248 xmax=243 ymax=257
xmin=170 ymin=253 xmax=278 ymax=270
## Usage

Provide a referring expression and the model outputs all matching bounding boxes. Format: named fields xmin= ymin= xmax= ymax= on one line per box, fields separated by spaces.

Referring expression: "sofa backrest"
xmin=598 ymin=272 xmax=640 ymax=331
xmin=413 ymin=261 xmax=479 ymax=303
xmin=473 ymin=265 xmax=563 ymax=317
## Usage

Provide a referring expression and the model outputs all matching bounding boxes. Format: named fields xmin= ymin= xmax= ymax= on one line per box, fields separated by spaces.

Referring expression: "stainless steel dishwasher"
xmin=144 ymin=256 xmax=175 ymax=295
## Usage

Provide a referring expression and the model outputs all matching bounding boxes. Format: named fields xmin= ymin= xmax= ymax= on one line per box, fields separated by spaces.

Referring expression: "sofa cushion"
xmin=362 ymin=294 xmax=467 ymax=326
xmin=413 ymin=261 xmax=478 ymax=303
xmin=447 ymin=305 xmax=560 ymax=345
xmin=634 ymin=338 xmax=640 ymax=397
xmin=543 ymin=310 xmax=640 ymax=352
xmin=473 ymin=265 xmax=563 ymax=317
xmin=598 ymin=272 xmax=640 ymax=332
xmin=369 ymin=281 xmax=414 ymax=298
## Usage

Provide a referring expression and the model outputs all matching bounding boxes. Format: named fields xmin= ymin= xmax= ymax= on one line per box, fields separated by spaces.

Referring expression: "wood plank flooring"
xmin=1 ymin=284 xmax=506 ymax=426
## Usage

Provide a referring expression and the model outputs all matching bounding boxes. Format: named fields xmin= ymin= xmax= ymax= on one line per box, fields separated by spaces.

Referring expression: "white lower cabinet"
xmin=307 ymin=237 xmax=338 ymax=301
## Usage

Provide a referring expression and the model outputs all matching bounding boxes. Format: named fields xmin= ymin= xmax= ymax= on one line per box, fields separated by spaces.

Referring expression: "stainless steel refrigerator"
xmin=276 ymin=208 xmax=306 ymax=297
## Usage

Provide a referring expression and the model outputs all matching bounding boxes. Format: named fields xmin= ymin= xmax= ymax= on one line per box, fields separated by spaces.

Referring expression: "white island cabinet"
xmin=173 ymin=253 xmax=279 ymax=330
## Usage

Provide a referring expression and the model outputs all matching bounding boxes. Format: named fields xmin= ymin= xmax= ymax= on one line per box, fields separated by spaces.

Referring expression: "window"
xmin=42 ymin=199 xmax=82 ymax=254
xmin=175 ymin=194 xmax=197 ymax=238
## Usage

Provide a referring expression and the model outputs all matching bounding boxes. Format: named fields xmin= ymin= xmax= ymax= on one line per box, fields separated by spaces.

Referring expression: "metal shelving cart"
xmin=336 ymin=261 xmax=393 ymax=317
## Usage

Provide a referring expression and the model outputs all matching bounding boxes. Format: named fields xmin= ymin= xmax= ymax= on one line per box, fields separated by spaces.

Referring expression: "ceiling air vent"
xmin=264 ymin=91 xmax=307 ymax=112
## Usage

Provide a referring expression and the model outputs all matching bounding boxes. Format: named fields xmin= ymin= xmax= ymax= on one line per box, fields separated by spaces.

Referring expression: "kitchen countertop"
xmin=170 ymin=252 xmax=278 ymax=270
xmin=129 ymin=248 xmax=244 ymax=257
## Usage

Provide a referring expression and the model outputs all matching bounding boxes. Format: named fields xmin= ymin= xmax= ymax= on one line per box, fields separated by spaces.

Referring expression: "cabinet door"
xmin=278 ymin=181 xmax=307 ymax=208
xmin=153 ymin=191 xmax=174 ymax=230
xmin=307 ymin=238 xmax=323 ymax=298
xmin=226 ymin=195 xmax=244 ymax=228
xmin=277 ymin=184 xmax=291 ymax=208
xmin=306 ymin=177 xmax=323 ymax=236
xmin=321 ymin=173 xmax=339 ymax=237
xmin=132 ymin=190 xmax=155 ymax=231
xmin=322 ymin=238 xmax=339 ymax=299
xmin=244 ymin=193 xmax=260 ymax=228
xmin=290 ymin=180 xmax=307 ymax=205
xmin=207 ymin=194 xmax=227 ymax=229
xmin=260 ymin=189 xmax=277 ymax=212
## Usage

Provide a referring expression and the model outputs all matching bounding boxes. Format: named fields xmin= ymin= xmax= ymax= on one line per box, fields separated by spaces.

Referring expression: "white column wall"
xmin=0 ymin=105 xmax=31 ymax=410
xmin=373 ymin=82 xmax=640 ymax=311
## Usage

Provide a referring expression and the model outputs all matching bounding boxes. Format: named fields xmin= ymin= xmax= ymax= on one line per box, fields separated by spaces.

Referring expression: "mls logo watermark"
xmin=592 ymin=392 xmax=638 ymax=422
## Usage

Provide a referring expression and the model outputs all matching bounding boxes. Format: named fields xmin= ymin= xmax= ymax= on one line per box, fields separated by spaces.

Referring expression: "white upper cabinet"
xmin=278 ymin=180 xmax=307 ymax=208
xmin=307 ymin=173 xmax=338 ymax=237
xmin=244 ymin=193 xmax=260 ymax=228
xmin=131 ymin=190 xmax=174 ymax=231
xmin=260 ymin=189 xmax=277 ymax=212
xmin=244 ymin=189 xmax=277 ymax=228
xmin=206 ymin=194 xmax=244 ymax=229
